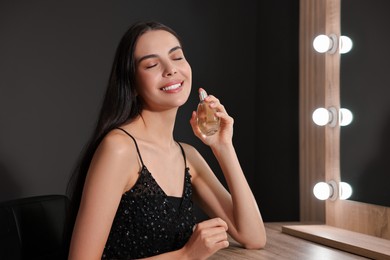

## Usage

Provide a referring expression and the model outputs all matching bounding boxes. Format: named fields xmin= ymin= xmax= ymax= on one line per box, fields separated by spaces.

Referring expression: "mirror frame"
xmin=299 ymin=0 xmax=390 ymax=239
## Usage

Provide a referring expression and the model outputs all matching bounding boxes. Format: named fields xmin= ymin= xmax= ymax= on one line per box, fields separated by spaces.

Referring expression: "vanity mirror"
xmin=282 ymin=0 xmax=390 ymax=258
xmin=340 ymin=0 xmax=390 ymax=207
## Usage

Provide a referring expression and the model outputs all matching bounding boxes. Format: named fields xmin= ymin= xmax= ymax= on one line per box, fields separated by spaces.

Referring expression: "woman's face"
xmin=134 ymin=29 xmax=192 ymax=112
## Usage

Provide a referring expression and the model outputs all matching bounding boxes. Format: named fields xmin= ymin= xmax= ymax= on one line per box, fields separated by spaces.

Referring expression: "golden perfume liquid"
xmin=196 ymin=90 xmax=220 ymax=136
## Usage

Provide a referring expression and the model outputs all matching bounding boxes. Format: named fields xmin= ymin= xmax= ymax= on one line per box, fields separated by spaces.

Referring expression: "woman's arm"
xmin=188 ymin=91 xmax=266 ymax=249
xmin=68 ymin=131 xmax=140 ymax=260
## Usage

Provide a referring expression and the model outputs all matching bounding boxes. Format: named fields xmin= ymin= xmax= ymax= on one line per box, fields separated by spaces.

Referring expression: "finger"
xmin=205 ymin=95 xmax=220 ymax=104
xmin=203 ymin=97 xmax=226 ymax=115
xmin=203 ymin=230 xmax=229 ymax=250
xmin=215 ymin=112 xmax=234 ymax=124
xmin=214 ymin=229 xmax=229 ymax=241
xmin=212 ymin=103 xmax=227 ymax=114
xmin=217 ymin=240 xmax=230 ymax=249
xmin=196 ymin=217 xmax=228 ymax=231
xmin=189 ymin=111 xmax=197 ymax=126
xmin=189 ymin=111 xmax=200 ymax=130
xmin=189 ymin=111 xmax=204 ymax=137
xmin=203 ymin=227 xmax=229 ymax=239
xmin=198 ymin=218 xmax=227 ymax=229
xmin=213 ymin=217 xmax=228 ymax=230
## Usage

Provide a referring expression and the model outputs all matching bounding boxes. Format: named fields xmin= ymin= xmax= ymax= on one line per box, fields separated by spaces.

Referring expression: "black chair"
xmin=0 ymin=194 xmax=69 ymax=260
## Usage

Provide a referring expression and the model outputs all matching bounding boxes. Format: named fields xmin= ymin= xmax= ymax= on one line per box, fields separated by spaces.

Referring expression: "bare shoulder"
xmin=98 ymin=129 xmax=136 ymax=155
xmin=88 ymin=129 xmax=140 ymax=192
xmin=94 ymin=128 xmax=140 ymax=173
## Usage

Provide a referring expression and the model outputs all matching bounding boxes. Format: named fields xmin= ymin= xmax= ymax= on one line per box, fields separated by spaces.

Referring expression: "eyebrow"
xmin=137 ymin=46 xmax=182 ymax=64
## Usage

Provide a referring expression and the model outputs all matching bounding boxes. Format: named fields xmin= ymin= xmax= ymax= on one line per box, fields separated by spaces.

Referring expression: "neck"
xmin=125 ymin=108 xmax=178 ymax=147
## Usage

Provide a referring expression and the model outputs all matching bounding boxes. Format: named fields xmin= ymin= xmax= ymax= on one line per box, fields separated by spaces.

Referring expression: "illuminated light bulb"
xmin=313 ymin=181 xmax=352 ymax=201
xmin=339 ymin=36 xmax=353 ymax=54
xmin=339 ymin=108 xmax=353 ymax=126
xmin=339 ymin=182 xmax=353 ymax=200
xmin=313 ymin=35 xmax=331 ymax=53
xmin=312 ymin=108 xmax=330 ymax=126
xmin=313 ymin=182 xmax=332 ymax=200
xmin=312 ymin=107 xmax=337 ymax=127
xmin=313 ymin=34 xmax=338 ymax=54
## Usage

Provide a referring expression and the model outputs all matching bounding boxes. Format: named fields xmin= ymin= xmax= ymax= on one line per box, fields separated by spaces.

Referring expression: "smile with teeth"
xmin=161 ymin=83 xmax=182 ymax=91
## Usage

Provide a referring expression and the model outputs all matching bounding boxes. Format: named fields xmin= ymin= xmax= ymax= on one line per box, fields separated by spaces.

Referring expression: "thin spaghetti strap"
xmin=176 ymin=142 xmax=187 ymax=168
xmin=116 ymin=127 xmax=145 ymax=167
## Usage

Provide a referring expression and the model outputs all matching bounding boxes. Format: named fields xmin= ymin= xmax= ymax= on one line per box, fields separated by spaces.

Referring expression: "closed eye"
xmin=146 ymin=64 xmax=157 ymax=69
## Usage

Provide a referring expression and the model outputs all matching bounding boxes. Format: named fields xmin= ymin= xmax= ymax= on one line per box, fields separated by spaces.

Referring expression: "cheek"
xmin=184 ymin=63 xmax=192 ymax=81
xmin=136 ymin=71 xmax=158 ymax=89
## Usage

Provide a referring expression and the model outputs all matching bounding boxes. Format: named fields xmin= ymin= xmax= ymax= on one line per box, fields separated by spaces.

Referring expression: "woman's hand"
xmin=190 ymin=88 xmax=234 ymax=147
xmin=180 ymin=218 xmax=229 ymax=260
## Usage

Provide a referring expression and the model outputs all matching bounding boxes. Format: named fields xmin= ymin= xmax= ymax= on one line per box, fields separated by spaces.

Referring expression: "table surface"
xmin=209 ymin=222 xmax=369 ymax=260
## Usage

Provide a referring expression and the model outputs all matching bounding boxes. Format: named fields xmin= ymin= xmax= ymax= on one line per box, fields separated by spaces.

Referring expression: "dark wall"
xmin=0 ymin=0 xmax=299 ymax=221
xmin=255 ymin=2 xmax=299 ymax=221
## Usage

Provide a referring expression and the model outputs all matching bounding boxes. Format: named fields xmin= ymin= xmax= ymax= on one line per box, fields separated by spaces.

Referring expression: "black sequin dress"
xmin=102 ymin=128 xmax=197 ymax=259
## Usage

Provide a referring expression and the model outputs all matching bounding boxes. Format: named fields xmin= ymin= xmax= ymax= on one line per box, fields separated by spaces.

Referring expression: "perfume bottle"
xmin=196 ymin=89 xmax=220 ymax=136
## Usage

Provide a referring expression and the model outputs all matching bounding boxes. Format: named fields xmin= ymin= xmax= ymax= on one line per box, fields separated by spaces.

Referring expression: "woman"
xmin=67 ymin=21 xmax=266 ymax=259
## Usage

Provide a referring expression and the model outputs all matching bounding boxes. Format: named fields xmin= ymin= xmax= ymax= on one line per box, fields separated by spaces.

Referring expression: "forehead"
xmin=134 ymin=30 xmax=181 ymax=56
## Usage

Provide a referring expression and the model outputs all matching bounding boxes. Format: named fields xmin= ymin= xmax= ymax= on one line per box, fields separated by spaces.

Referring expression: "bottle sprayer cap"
xmin=199 ymin=90 xmax=208 ymax=101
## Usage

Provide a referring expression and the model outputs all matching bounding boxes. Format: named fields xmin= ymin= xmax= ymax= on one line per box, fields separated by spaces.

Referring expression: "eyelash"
xmin=144 ymin=57 xmax=184 ymax=69
xmin=146 ymin=64 xmax=157 ymax=69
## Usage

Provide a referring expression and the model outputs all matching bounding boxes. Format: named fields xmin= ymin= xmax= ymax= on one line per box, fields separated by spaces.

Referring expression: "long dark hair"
xmin=64 ymin=21 xmax=181 ymax=251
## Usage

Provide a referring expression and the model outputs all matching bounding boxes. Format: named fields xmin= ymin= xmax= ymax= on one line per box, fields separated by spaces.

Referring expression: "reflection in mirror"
xmin=340 ymin=0 xmax=390 ymax=207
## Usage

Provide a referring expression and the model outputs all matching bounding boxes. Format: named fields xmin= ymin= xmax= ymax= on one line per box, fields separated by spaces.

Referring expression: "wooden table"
xmin=209 ymin=222 xmax=369 ymax=259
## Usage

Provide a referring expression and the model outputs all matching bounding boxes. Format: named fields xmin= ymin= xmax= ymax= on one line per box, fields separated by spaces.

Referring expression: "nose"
xmin=163 ymin=61 xmax=177 ymax=77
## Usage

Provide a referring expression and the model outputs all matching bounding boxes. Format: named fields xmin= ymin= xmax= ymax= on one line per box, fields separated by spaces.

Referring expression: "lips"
xmin=161 ymin=82 xmax=182 ymax=91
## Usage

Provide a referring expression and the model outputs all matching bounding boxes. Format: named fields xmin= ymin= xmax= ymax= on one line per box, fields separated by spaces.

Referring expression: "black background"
xmin=0 ymin=0 xmax=299 ymax=221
